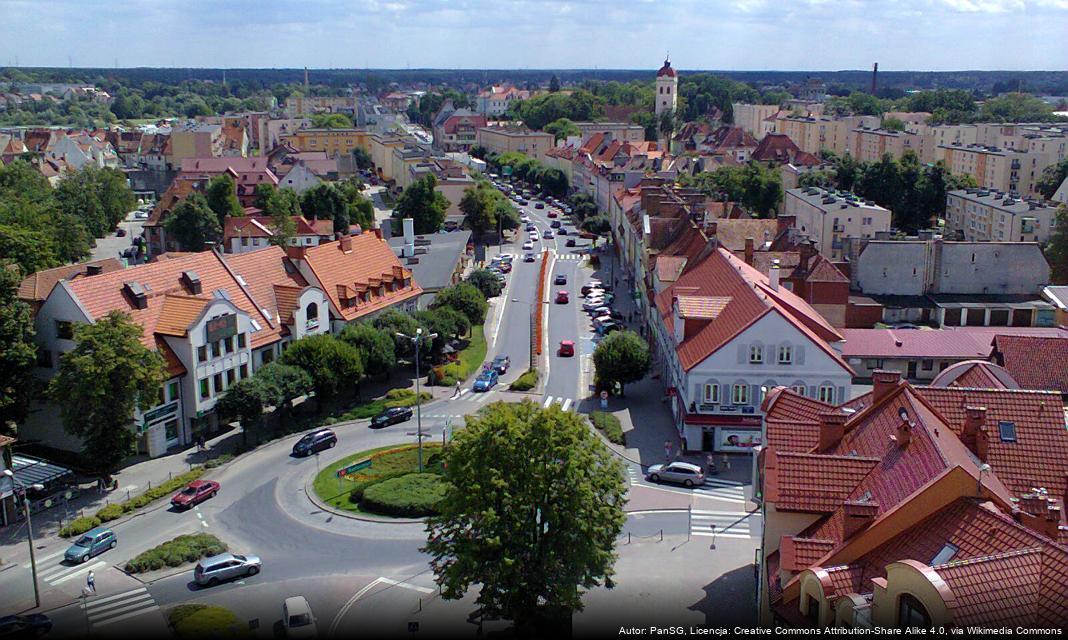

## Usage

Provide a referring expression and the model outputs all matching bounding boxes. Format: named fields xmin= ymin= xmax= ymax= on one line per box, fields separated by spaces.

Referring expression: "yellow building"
xmin=774 ymin=115 xmax=874 ymax=157
xmin=282 ymin=128 xmax=371 ymax=158
xmin=475 ymin=126 xmax=556 ymax=161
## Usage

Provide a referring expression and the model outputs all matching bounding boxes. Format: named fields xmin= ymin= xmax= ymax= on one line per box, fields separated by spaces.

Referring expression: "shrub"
xmin=346 ymin=470 xmax=411 ymax=504
xmin=59 ymin=516 xmax=101 ymax=538
xmin=124 ymin=533 xmax=226 ymax=574
xmin=171 ymin=604 xmax=247 ymax=639
xmin=97 ymin=467 xmax=206 ymax=519
xmin=385 ymin=388 xmax=414 ymax=401
xmin=95 ymin=504 xmax=125 ymax=522
xmin=204 ymin=454 xmax=234 ymax=470
xmin=361 ymin=473 xmax=451 ymax=517
xmin=590 ymin=411 xmax=626 ymax=445
xmin=509 ymin=368 xmax=539 ymax=391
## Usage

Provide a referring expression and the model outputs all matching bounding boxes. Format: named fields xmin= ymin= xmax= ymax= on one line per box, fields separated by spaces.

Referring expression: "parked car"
xmin=597 ymin=321 xmax=622 ymax=335
xmin=522 ymin=241 xmax=533 ymax=251
xmin=592 ymin=314 xmax=614 ymax=328
xmin=526 ymin=223 xmax=537 ymax=231
xmin=565 ymin=238 xmax=577 ymax=247
xmin=194 ymin=552 xmax=261 ymax=587
xmin=646 ymin=462 xmax=705 ymax=487
xmin=473 ymin=370 xmax=499 ymax=392
xmin=134 ymin=211 xmax=149 ymax=220
xmin=550 ymin=220 xmax=561 ymax=228
xmin=64 ymin=527 xmax=116 ymax=564
xmin=583 ymin=298 xmax=607 ymax=311
xmin=497 ymin=253 xmax=515 ymax=262
xmin=547 ymin=211 xmax=558 ymax=218
xmin=534 ymin=202 xmax=545 ymax=209
xmin=555 ymin=290 xmax=569 ymax=304
xmin=588 ymin=306 xmax=612 ymax=318
xmin=520 ymin=215 xmax=531 ymax=223
xmin=581 ymin=281 xmax=603 ymax=295
xmin=491 ymin=355 xmax=511 ymax=374
xmin=523 ymin=253 xmax=536 ymax=262
xmin=543 ymin=230 xmax=554 ymax=239
xmin=554 ymin=274 xmax=567 ymax=285
xmin=0 ymin=614 xmax=52 ymax=638
xmin=292 ymin=429 xmax=337 ymax=457
xmin=282 ymin=596 xmax=318 ymax=639
xmin=171 ymin=480 xmax=221 ymax=510
xmin=558 ymin=228 xmax=568 ymax=235
xmin=371 ymin=406 xmax=413 ymax=428
xmin=557 ymin=340 xmax=575 ymax=357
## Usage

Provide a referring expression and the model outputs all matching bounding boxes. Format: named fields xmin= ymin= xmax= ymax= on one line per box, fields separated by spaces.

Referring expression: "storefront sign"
xmin=141 ymin=401 xmax=179 ymax=433
xmin=716 ymin=428 xmax=762 ymax=452
xmin=205 ymin=314 xmax=238 ymax=343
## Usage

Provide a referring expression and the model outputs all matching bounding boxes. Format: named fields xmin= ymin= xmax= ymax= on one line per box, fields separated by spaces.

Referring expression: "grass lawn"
xmin=330 ymin=389 xmax=432 ymax=422
xmin=457 ymin=324 xmax=487 ymax=378
xmin=312 ymin=443 xmax=444 ymax=513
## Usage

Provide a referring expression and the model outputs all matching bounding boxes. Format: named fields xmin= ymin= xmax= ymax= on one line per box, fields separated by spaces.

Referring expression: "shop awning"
xmin=11 ymin=455 xmax=74 ymax=488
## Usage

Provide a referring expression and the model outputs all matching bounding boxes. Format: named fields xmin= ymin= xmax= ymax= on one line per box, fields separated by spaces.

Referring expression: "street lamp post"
xmin=3 ymin=469 xmax=44 ymax=609
xmin=397 ymin=328 xmax=438 ymax=473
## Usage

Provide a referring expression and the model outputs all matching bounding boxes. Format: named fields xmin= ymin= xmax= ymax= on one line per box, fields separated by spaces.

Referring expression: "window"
xmin=261 ymin=349 xmax=274 ymax=365
xmin=749 ymin=345 xmax=764 ymax=364
xmin=897 ymin=594 xmax=931 ymax=628
xmin=168 ymin=382 xmax=179 ymax=402
xmin=237 ymin=333 xmax=246 ymax=349
xmin=818 ymin=385 xmax=836 ymax=404
xmin=226 ymin=369 xmax=236 ymax=386
xmin=920 ymin=359 xmax=934 ymax=371
xmin=213 ymin=373 xmax=223 ymax=395
xmin=703 ymin=383 xmax=719 ymax=404
xmin=224 ymin=336 xmax=234 ymax=354
xmin=240 ymin=364 xmax=249 ymax=379
xmin=732 ymin=384 xmax=750 ymax=405
xmin=199 ymin=378 xmax=210 ymax=400
xmin=198 ymin=345 xmax=208 ymax=363
xmin=931 ymin=542 xmax=959 ymax=565
xmin=777 ymin=345 xmax=793 ymax=364
xmin=55 ymin=320 xmax=75 ymax=340
xmin=998 ymin=421 xmax=1017 ymax=442
xmin=791 ymin=384 xmax=806 ymax=396
xmin=211 ymin=341 xmax=221 ymax=359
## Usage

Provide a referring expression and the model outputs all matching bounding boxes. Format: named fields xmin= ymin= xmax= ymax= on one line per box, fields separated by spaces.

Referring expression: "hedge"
xmin=335 ymin=389 xmax=432 ymax=421
xmin=95 ymin=504 xmax=124 ymax=522
xmin=170 ymin=604 xmax=247 ymax=639
xmin=58 ymin=516 xmax=102 ymax=538
xmin=124 ymin=533 xmax=226 ymax=574
xmin=509 ymin=368 xmax=539 ymax=391
xmin=590 ymin=411 xmax=626 ymax=445
xmin=360 ymin=473 xmax=451 ymax=517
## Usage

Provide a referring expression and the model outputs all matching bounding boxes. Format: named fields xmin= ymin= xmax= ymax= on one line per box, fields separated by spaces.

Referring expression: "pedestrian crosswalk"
xmin=694 ymin=477 xmax=748 ymax=504
xmin=555 ymin=254 xmax=585 ymax=261
xmin=541 ymin=395 xmax=574 ymax=411
xmin=626 ymin=466 xmax=641 ymax=485
xmin=690 ymin=509 xmax=755 ymax=540
xmin=38 ymin=558 xmax=107 ymax=587
xmin=83 ymin=587 xmax=160 ymax=628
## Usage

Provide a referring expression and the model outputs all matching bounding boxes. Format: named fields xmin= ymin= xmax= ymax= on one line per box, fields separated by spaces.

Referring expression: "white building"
xmin=651 ymin=247 xmax=853 ymax=453
xmin=784 ymin=187 xmax=892 ymax=260
xmin=945 ymin=188 xmax=1060 ymax=243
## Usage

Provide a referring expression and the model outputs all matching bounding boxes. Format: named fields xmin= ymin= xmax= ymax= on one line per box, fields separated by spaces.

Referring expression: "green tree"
xmin=431 ymin=283 xmax=487 ymax=325
xmin=0 ymin=225 xmax=59 ymax=275
xmin=339 ymin=322 xmax=397 ymax=378
xmin=543 ymin=117 xmax=580 ymax=142
xmin=310 ymin=113 xmax=353 ymax=129
xmin=55 ymin=165 xmax=136 ymax=239
xmin=1046 ymin=205 xmax=1068 ymax=284
xmin=548 ymin=74 xmax=560 ymax=93
xmin=205 ymin=174 xmax=243 ymax=226
xmin=425 ymin=400 xmax=626 ymax=636
xmin=630 ymin=111 xmax=658 ymax=142
xmin=1037 ymin=158 xmax=1068 ymax=200
xmin=580 ymin=215 xmax=611 ymax=235
xmin=0 ymin=160 xmax=91 ymax=266
xmin=740 ymin=163 xmax=783 ymax=217
xmin=881 ymin=116 xmax=906 ymax=132
xmin=568 ymin=193 xmax=599 ymax=221
xmin=164 ymin=193 xmax=221 ymax=251
xmin=393 ymin=175 xmax=449 ymax=234
xmin=215 ymin=377 xmax=269 ymax=447
xmin=0 ymin=266 xmax=36 ymax=432
xmin=337 ymin=177 xmax=374 ymax=231
xmin=280 ymin=334 xmax=363 ymax=400
xmin=49 ymin=312 xmax=167 ymax=473
xmin=466 ymin=269 xmax=504 ymax=299
xmin=252 ymin=362 xmax=312 ymax=413
xmin=259 ymin=187 xmax=301 ymax=246
xmin=352 ymin=147 xmax=372 ymax=171
xmin=592 ymin=330 xmax=650 ymax=395
xmin=372 ymin=309 xmax=420 ymax=360
xmin=459 ymin=184 xmax=498 ymax=237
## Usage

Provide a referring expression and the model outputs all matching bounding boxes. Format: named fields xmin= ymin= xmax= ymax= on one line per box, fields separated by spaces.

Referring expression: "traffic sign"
xmin=336 ymin=459 xmax=373 ymax=478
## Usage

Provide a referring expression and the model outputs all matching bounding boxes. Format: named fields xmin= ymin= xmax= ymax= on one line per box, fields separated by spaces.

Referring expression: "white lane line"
xmin=50 ymin=560 xmax=106 ymax=585
xmin=378 ymin=577 xmax=434 ymax=594
xmin=542 ymin=395 xmax=554 ymax=408
xmin=561 ymin=398 xmax=572 ymax=411
xmin=329 ymin=577 xmax=388 ymax=638
xmin=85 ymin=587 xmax=148 ymax=607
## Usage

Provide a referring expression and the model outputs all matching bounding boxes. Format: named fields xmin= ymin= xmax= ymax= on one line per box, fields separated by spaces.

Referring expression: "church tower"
xmin=655 ymin=56 xmax=678 ymax=119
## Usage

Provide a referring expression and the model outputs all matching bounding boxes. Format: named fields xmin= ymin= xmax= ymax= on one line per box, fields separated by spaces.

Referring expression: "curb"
xmin=579 ymin=405 xmax=645 ymax=468
xmin=303 ymin=475 xmax=425 ymax=526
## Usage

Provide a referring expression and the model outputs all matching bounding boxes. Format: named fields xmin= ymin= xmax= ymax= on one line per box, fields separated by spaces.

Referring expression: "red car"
xmin=555 ymin=290 xmax=569 ymax=304
xmin=547 ymin=211 xmax=558 ymax=218
xmin=558 ymin=340 xmax=575 ymax=357
xmin=171 ymin=480 xmax=220 ymax=510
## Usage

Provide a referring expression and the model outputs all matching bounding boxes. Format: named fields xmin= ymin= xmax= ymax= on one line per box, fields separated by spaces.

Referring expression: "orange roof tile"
xmin=17 ymin=258 xmax=123 ymax=303
xmin=154 ymin=295 xmax=211 ymax=336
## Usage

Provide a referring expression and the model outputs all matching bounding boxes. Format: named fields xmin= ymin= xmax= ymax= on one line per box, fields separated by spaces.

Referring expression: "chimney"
xmin=818 ymin=412 xmax=848 ymax=452
xmin=799 ymin=241 xmax=816 ymax=273
xmin=871 ymin=370 xmax=901 ymax=404
xmin=285 ymin=245 xmax=307 ymax=262
xmin=961 ymin=406 xmax=986 ymax=453
xmin=339 ymin=235 xmax=352 ymax=253
xmin=776 ymin=214 xmax=795 ymax=238
xmin=871 ymin=62 xmax=879 ymax=95
xmin=372 ymin=227 xmax=382 ymax=239
xmin=768 ymin=259 xmax=780 ymax=291
xmin=843 ymin=499 xmax=879 ymax=539
xmin=180 ymin=270 xmax=202 ymax=295
xmin=744 ymin=237 xmax=754 ymax=265
xmin=708 ymin=221 xmax=718 ymax=237
xmin=975 ymin=422 xmax=990 ymax=462
xmin=122 ymin=281 xmax=148 ymax=310
xmin=86 ymin=263 xmax=103 ymax=276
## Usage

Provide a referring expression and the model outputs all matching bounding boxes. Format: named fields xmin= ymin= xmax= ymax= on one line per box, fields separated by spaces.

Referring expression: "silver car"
xmin=194 ymin=552 xmax=261 ymax=586
xmin=646 ymin=462 xmax=706 ymax=487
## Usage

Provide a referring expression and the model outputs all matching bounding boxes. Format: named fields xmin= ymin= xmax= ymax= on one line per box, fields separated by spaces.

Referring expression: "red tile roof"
xmin=992 ymin=335 xmax=1068 ymax=394
xmin=762 ymin=388 xmax=838 ymax=452
xmin=929 ymin=360 xmax=1019 ymax=390
xmin=768 ymin=450 xmax=879 ymax=512
xmin=841 ymin=328 xmax=992 ymax=360
xmin=17 ymin=258 xmax=123 ymax=304
xmin=225 ymin=246 xmax=309 ymax=331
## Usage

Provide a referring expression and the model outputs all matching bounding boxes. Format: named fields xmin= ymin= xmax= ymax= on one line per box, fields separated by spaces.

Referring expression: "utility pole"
xmin=397 ymin=328 xmax=438 ymax=472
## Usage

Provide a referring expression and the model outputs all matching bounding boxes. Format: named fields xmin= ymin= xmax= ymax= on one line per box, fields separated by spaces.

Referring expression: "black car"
xmin=0 ymin=614 xmax=52 ymax=639
xmin=554 ymin=274 xmax=567 ymax=285
xmin=565 ymin=239 xmax=577 ymax=247
xmin=371 ymin=406 xmax=414 ymax=428
xmin=491 ymin=355 xmax=511 ymax=374
xmin=292 ymin=429 xmax=337 ymax=456
xmin=550 ymin=220 xmax=561 ymax=228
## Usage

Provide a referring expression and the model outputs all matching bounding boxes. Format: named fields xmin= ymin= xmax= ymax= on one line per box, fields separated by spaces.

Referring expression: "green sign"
xmin=502 ymin=165 xmax=513 ymax=176
xmin=336 ymin=459 xmax=372 ymax=478
xmin=205 ymin=314 xmax=237 ymax=343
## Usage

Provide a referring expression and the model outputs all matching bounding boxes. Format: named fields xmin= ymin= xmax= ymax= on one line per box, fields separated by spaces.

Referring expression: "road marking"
xmin=35 ymin=549 xmax=68 ymax=564
xmin=542 ymin=395 xmax=554 ymax=408
xmin=84 ymin=587 xmax=159 ymax=627
xmin=560 ymin=398 xmax=572 ymax=411
xmin=693 ymin=478 xmax=748 ymax=504
xmin=330 ymin=577 xmax=389 ymax=637
xmin=378 ymin=577 xmax=434 ymax=594
xmin=690 ymin=509 xmax=754 ymax=539
xmin=46 ymin=560 xmax=106 ymax=585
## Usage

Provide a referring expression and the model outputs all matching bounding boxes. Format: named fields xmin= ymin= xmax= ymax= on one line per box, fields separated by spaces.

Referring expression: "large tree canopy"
xmin=0 ymin=266 xmax=36 ymax=433
xmin=393 ymin=175 xmax=449 ymax=234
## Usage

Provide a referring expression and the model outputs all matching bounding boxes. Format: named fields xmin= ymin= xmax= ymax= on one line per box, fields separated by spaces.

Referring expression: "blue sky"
xmin=2 ymin=0 xmax=1067 ymax=70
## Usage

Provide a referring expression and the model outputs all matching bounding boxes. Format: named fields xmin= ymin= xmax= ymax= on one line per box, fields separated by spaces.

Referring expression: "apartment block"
xmin=282 ymin=128 xmax=371 ymax=158
xmin=783 ymin=187 xmax=892 ymax=260
xmin=939 ymin=143 xmax=1049 ymax=197
xmin=945 ymin=188 xmax=1060 ymax=243
xmin=475 ymin=126 xmax=556 ymax=161
xmin=851 ymin=126 xmax=936 ymax=163
xmin=731 ymin=103 xmax=781 ymax=140
xmin=774 ymin=115 xmax=875 ymax=156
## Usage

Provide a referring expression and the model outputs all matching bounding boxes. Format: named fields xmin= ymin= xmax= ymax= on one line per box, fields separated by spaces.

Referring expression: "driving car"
xmin=171 ymin=479 xmax=221 ymax=509
xmin=195 ymin=552 xmax=261 ymax=586
xmin=522 ymin=241 xmax=533 ymax=250
xmin=646 ymin=461 xmax=706 ymax=487
xmin=557 ymin=340 xmax=575 ymax=357
xmin=491 ymin=355 xmax=511 ymax=374
xmin=134 ymin=211 xmax=149 ymax=220
xmin=116 ymin=228 xmax=127 ymax=237
xmin=520 ymin=215 xmax=531 ymax=223
xmin=523 ymin=253 xmax=536 ymax=262
xmin=292 ymin=429 xmax=337 ymax=456
xmin=283 ymin=596 xmax=318 ymax=639
xmin=554 ymin=274 xmax=567 ymax=285
xmin=558 ymin=228 xmax=568 ymax=235
xmin=526 ymin=223 xmax=536 ymax=231
xmin=566 ymin=238 xmax=577 ymax=247
xmin=547 ymin=211 xmax=558 ymax=218
xmin=0 ymin=614 xmax=52 ymax=638
xmin=555 ymin=290 xmax=569 ymax=304
xmin=371 ymin=406 xmax=414 ymax=428
xmin=550 ymin=220 xmax=561 ymax=228
xmin=534 ymin=202 xmax=545 ymax=209
xmin=65 ymin=527 xmax=116 ymax=564
xmin=543 ymin=230 xmax=554 ymax=239
xmin=472 ymin=369 xmax=499 ymax=392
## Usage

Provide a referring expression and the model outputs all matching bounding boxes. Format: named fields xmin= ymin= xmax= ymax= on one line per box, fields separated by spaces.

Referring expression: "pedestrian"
xmin=664 ymin=440 xmax=673 ymax=463
xmin=722 ymin=453 xmax=730 ymax=470
xmin=196 ymin=434 xmax=206 ymax=452
xmin=97 ymin=477 xmax=105 ymax=495
xmin=454 ymin=380 xmax=462 ymax=398
xmin=86 ymin=570 xmax=95 ymax=593
xmin=706 ymin=453 xmax=717 ymax=476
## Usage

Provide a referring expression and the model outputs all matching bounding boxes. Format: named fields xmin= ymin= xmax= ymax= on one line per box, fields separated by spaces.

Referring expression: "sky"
xmin=2 ymin=0 xmax=1067 ymax=71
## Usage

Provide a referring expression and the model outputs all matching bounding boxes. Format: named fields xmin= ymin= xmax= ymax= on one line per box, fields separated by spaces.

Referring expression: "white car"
xmin=520 ymin=215 xmax=531 ymax=223
xmin=283 ymin=596 xmax=318 ymax=639
xmin=583 ymin=298 xmax=606 ymax=311
xmin=522 ymin=241 xmax=534 ymax=250
xmin=497 ymin=253 xmax=515 ymax=262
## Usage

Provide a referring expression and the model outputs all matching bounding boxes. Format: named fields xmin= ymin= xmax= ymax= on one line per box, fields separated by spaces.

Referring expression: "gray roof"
xmin=388 ymin=230 xmax=471 ymax=293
